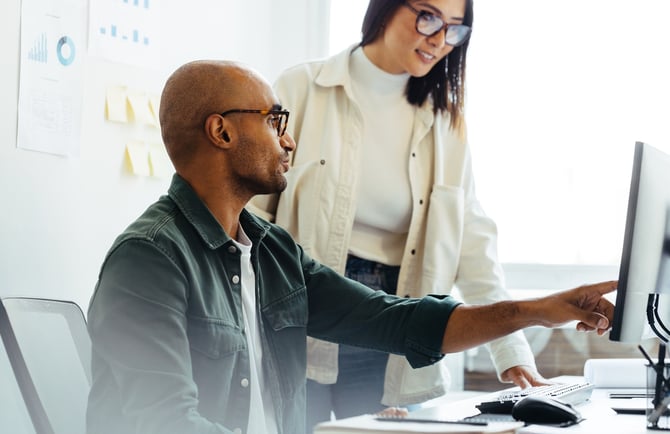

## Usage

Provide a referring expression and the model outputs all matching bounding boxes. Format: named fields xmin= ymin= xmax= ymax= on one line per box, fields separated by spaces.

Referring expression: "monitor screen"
xmin=610 ymin=142 xmax=670 ymax=343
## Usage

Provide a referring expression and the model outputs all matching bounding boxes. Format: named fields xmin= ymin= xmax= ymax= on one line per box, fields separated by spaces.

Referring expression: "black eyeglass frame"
xmin=403 ymin=2 xmax=471 ymax=47
xmin=219 ymin=108 xmax=290 ymax=137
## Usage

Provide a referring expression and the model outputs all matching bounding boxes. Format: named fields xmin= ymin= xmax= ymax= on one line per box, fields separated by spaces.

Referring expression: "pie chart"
xmin=56 ymin=36 xmax=75 ymax=66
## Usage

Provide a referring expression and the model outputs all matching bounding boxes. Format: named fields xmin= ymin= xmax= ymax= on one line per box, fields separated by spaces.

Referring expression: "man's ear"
xmin=205 ymin=113 xmax=235 ymax=149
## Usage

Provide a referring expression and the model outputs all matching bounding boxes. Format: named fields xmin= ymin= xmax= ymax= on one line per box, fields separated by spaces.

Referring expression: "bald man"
xmin=86 ymin=60 xmax=617 ymax=434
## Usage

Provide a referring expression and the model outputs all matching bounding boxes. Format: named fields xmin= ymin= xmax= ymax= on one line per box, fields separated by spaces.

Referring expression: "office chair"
xmin=0 ymin=317 xmax=40 ymax=434
xmin=0 ymin=297 xmax=91 ymax=434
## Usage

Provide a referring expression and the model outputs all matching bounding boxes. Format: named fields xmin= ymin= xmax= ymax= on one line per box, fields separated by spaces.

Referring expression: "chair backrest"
xmin=0 ymin=297 xmax=91 ymax=434
xmin=0 ymin=322 xmax=39 ymax=434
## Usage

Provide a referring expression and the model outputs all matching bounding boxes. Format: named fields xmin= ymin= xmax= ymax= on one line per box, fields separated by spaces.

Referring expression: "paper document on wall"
xmin=105 ymin=86 xmax=129 ymax=123
xmin=125 ymin=141 xmax=150 ymax=176
xmin=148 ymin=94 xmax=160 ymax=125
xmin=17 ymin=0 xmax=87 ymax=156
xmin=88 ymin=0 xmax=161 ymax=68
xmin=314 ymin=414 xmax=523 ymax=434
xmin=127 ymin=91 xmax=155 ymax=126
xmin=148 ymin=143 xmax=172 ymax=178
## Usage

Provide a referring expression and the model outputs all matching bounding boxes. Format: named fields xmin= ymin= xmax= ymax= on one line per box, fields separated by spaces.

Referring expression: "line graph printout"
xmin=88 ymin=0 xmax=161 ymax=68
xmin=17 ymin=0 xmax=86 ymax=156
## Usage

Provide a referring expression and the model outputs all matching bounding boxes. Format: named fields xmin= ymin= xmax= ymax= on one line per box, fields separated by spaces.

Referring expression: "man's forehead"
xmin=234 ymin=79 xmax=281 ymax=109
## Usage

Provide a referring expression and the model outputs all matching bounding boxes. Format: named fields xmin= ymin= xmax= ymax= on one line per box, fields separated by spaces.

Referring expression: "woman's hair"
xmin=359 ymin=0 xmax=473 ymax=135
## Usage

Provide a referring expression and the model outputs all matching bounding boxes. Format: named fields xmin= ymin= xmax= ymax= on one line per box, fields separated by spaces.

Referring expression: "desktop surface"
xmin=315 ymin=376 xmax=662 ymax=434
xmin=412 ymin=378 xmax=655 ymax=434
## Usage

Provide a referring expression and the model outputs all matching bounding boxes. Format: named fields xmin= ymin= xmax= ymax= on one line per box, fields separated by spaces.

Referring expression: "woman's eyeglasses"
xmin=403 ymin=2 xmax=471 ymax=47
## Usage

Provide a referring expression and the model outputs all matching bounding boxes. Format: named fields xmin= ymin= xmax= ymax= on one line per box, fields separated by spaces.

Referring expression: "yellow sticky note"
xmin=105 ymin=86 xmax=129 ymax=123
xmin=125 ymin=141 xmax=150 ymax=176
xmin=148 ymin=94 xmax=160 ymax=128
xmin=127 ymin=91 xmax=155 ymax=126
xmin=148 ymin=143 xmax=173 ymax=178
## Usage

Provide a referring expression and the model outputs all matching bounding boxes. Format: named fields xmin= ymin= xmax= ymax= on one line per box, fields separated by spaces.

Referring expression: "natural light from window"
xmin=328 ymin=0 xmax=670 ymax=269
xmin=328 ymin=0 xmax=368 ymax=54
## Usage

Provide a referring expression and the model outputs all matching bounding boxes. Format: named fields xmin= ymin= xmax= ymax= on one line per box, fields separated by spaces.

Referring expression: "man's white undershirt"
xmin=234 ymin=225 xmax=278 ymax=434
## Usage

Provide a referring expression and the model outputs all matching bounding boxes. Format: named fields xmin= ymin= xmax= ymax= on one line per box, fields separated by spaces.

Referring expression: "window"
xmin=328 ymin=0 xmax=368 ymax=54
xmin=329 ymin=1 xmax=670 ymax=276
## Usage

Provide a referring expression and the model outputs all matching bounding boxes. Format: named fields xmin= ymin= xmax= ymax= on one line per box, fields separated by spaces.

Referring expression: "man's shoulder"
xmin=109 ymin=196 xmax=182 ymax=251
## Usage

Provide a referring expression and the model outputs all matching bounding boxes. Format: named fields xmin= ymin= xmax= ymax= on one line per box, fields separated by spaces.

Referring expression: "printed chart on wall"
xmin=88 ymin=0 xmax=161 ymax=68
xmin=17 ymin=0 xmax=86 ymax=156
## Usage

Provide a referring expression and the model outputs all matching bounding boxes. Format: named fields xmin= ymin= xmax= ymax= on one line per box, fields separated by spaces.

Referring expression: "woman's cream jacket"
xmin=248 ymin=46 xmax=535 ymax=406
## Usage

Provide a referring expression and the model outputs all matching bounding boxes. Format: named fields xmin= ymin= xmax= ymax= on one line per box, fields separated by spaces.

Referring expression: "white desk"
xmin=414 ymin=388 xmax=650 ymax=434
xmin=315 ymin=376 xmax=664 ymax=434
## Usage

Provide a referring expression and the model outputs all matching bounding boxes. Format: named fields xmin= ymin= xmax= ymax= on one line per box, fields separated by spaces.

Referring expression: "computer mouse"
xmin=511 ymin=395 xmax=584 ymax=425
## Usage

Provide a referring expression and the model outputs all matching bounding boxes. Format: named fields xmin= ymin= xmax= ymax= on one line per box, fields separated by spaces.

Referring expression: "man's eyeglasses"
xmin=403 ymin=2 xmax=471 ymax=47
xmin=219 ymin=108 xmax=290 ymax=137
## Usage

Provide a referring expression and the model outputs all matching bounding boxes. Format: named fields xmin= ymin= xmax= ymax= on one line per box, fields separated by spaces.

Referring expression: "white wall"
xmin=0 ymin=0 xmax=328 ymax=312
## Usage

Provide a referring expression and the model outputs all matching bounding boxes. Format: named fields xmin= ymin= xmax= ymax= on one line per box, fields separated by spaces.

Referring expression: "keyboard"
xmin=475 ymin=382 xmax=595 ymax=414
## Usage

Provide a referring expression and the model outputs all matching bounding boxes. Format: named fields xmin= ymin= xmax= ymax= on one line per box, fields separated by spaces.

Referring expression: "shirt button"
xmin=228 ymin=245 xmax=237 ymax=253
xmin=320 ymin=159 xmax=326 ymax=165
xmin=232 ymin=275 xmax=240 ymax=284
xmin=419 ymin=199 xmax=424 ymax=205
xmin=411 ymin=249 xmax=416 ymax=255
xmin=241 ymin=378 xmax=249 ymax=388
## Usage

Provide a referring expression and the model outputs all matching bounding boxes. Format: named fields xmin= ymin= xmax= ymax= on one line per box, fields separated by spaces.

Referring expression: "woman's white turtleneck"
xmin=348 ymin=46 xmax=415 ymax=266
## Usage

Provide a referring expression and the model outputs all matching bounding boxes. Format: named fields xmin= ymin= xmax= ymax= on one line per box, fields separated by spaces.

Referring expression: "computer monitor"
xmin=610 ymin=142 xmax=670 ymax=343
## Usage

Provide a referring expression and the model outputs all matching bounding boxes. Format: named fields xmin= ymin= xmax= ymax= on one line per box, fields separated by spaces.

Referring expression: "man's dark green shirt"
xmin=87 ymin=174 xmax=461 ymax=434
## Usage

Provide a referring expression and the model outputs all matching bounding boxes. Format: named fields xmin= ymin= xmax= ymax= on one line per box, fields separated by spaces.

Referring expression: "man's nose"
xmin=281 ymin=132 xmax=296 ymax=151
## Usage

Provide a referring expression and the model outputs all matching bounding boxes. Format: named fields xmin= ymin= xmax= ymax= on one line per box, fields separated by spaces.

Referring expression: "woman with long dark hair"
xmin=250 ymin=0 xmax=546 ymax=431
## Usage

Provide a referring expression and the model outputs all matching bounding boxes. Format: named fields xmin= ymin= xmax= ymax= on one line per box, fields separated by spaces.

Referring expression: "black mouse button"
xmin=511 ymin=395 xmax=583 ymax=425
